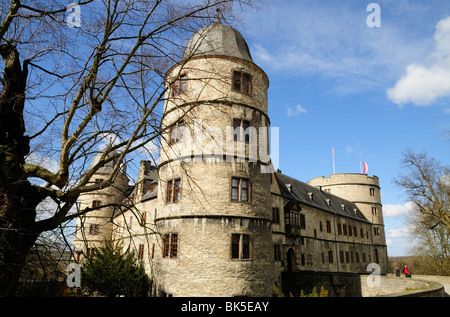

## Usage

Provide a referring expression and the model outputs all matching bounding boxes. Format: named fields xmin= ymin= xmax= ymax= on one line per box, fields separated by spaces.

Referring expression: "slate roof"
xmin=275 ymin=172 xmax=370 ymax=223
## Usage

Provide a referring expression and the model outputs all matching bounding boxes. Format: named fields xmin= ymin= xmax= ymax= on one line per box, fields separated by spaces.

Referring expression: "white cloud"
xmin=386 ymin=225 xmax=414 ymax=240
xmin=383 ymin=201 xmax=416 ymax=218
xmin=246 ymin=1 xmax=433 ymax=95
xmin=387 ymin=17 xmax=450 ymax=106
xmin=25 ymin=152 xmax=59 ymax=174
xmin=286 ymin=104 xmax=307 ymax=117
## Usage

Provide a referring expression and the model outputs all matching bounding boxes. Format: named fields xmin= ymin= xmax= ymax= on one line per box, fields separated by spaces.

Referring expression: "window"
xmin=231 ymin=177 xmax=249 ymax=202
xmin=231 ymin=234 xmax=250 ymax=259
xmin=328 ymin=250 xmax=333 ymax=264
xmin=92 ymin=200 xmax=101 ymax=208
xmin=337 ymin=223 xmax=342 ymax=235
xmin=167 ymin=178 xmax=181 ymax=203
xmin=374 ymin=227 xmax=380 ymax=236
xmin=343 ymin=224 xmax=347 ymax=236
xmin=326 ymin=220 xmax=332 ymax=233
xmin=89 ymin=224 xmax=99 ymax=235
xmin=233 ymin=119 xmax=250 ymax=143
xmin=272 ymin=208 xmax=280 ymax=224
xmin=170 ymin=120 xmax=184 ymax=144
xmin=286 ymin=211 xmax=306 ymax=229
xmin=274 ymin=245 xmax=282 ymax=261
xmin=372 ymin=207 xmax=377 ymax=215
xmin=138 ymin=244 xmax=144 ymax=260
xmin=140 ymin=212 xmax=147 ymax=226
xmin=86 ymin=247 xmax=96 ymax=258
xmin=163 ymin=233 xmax=178 ymax=258
xmin=340 ymin=251 xmax=344 ymax=264
xmin=171 ymin=234 xmax=178 ymax=258
xmin=370 ymin=188 xmax=375 ymax=197
xmin=300 ymin=214 xmax=306 ymax=229
xmin=171 ymin=74 xmax=187 ymax=96
xmin=232 ymin=71 xmax=252 ymax=95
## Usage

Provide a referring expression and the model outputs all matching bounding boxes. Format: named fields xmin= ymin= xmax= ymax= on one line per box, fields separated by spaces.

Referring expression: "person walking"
xmin=395 ymin=266 xmax=400 ymax=277
xmin=404 ymin=265 xmax=410 ymax=278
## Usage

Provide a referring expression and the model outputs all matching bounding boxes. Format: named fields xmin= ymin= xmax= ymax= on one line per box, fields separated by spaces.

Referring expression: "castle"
xmin=73 ymin=20 xmax=388 ymax=297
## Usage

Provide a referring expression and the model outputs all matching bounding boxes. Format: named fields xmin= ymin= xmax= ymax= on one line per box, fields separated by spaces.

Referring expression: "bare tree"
xmin=405 ymin=204 xmax=450 ymax=276
xmin=0 ymin=0 xmax=256 ymax=296
xmin=394 ymin=149 xmax=450 ymax=230
xmin=394 ymin=149 xmax=450 ymax=274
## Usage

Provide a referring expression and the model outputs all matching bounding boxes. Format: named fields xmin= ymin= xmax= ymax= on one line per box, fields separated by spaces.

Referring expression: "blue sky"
xmin=238 ymin=0 xmax=450 ymax=256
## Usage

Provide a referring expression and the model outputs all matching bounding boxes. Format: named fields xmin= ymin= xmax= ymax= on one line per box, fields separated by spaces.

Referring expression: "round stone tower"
xmin=73 ymin=150 xmax=129 ymax=262
xmin=154 ymin=20 xmax=275 ymax=296
xmin=307 ymin=173 xmax=388 ymax=273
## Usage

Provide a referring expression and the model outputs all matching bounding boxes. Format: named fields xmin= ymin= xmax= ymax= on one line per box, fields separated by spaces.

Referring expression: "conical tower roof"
xmin=182 ymin=20 xmax=253 ymax=63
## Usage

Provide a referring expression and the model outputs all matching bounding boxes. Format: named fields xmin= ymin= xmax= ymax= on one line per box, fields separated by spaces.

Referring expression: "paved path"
xmin=412 ymin=275 xmax=450 ymax=296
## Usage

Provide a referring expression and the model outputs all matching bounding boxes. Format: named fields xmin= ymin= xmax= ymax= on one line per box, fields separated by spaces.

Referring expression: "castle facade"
xmin=73 ymin=20 xmax=388 ymax=297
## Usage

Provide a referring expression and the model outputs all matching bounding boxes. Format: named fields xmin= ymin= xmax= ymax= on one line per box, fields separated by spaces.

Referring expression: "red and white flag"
xmin=361 ymin=162 xmax=368 ymax=174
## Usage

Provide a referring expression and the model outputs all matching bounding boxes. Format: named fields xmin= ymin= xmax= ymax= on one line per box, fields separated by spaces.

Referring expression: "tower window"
xmin=171 ymin=74 xmax=187 ymax=96
xmin=370 ymin=188 xmax=375 ymax=197
xmin=272 ymin=207 xmax=280 ymax=224
xmin=372 ymin=207 xmax=377 ymax=215
xmin=92 ymin=200 xmax=101 ymax=208
xmin=163 ymin=233 xmax=178 ymax=258
xmin=232 ymin=71 xmax=252 ymax=95
xmin=170 ymin=120 xmax=184 ymax=144
xmin=89 ymin=224 xmax=99 ymax=235
xmin=167 ymin=178 xmax=181 ymax=203
xmin=231 ymin=177 xmax=250 ymax=202
xmin=233 ymin=119 xmax=250 ymax=143
xmin=231 ymin=234 xmax=250 ymax=259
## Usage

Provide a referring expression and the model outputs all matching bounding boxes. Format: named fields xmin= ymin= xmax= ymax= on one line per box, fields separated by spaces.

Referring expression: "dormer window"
xmin=308 ymin=192 xmax=314 ymax=200
xmin=232 ymin=71 xmax=252 ymax=95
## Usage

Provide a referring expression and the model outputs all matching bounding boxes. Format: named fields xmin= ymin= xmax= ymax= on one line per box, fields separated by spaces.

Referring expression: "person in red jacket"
xmin=403 ymin=265 xmax=409 ymax=277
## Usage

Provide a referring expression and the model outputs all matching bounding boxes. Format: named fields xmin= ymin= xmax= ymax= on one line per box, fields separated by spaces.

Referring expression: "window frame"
xmin=231 ymin=233 xmax=251 ymax=260
xmin=163 ymin=233 xmax=178 ymax=259
xmin=230 ymin=177 xmax=250 ymax=202
xmin=232 ymin=70 xmax=252 ymax=95
xmin=233 ymin=118 xmax=250 ymax=143
xmin=89 ymin=224 xmax=99 ymax=235
xmin=171 ymin=74 xmax=187 ymax=97
xmin=169 ymin=119 xmax=184 ymax=145
xmin=166 ymin=178 xmax=181 ymax=203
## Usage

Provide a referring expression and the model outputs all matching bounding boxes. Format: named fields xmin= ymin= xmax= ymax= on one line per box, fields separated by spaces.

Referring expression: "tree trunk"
xmin=0 ymin=43 xmax=42 ymax=296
